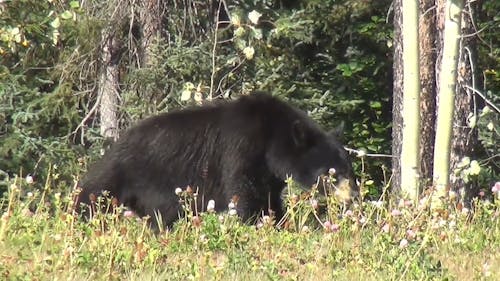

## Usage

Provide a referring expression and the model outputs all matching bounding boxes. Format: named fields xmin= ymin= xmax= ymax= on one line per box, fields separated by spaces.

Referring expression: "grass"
xmin=0 ymin=175 xmax=499 ymax=281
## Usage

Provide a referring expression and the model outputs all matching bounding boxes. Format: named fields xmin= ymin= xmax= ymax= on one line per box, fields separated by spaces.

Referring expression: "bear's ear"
xmin=292 ymin=120 xmax=308 ymax=148
xmin=329 ymin=122 xmax=345 ymax=140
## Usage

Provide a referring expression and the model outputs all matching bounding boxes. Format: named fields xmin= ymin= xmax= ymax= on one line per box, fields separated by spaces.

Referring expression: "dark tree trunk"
xmin=418 ymin=0 xmax=437 ymax=187
xmin=450 ymin=1 xmax=479 ymax=205
xmin=391 ymin=0 xmax=404 ymax=193
xmin=433 ymin=0 xmax=478 ymax=205
xmin=139 ymin=0 xmax=165 ymax=67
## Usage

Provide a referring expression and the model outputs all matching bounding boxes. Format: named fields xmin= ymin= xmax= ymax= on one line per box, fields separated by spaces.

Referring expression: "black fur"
xmin=77 ymin=92 xmax=357 ymax=227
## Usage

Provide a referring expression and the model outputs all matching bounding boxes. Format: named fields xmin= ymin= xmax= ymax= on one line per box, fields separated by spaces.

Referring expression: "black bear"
xmin=77 ymin=92 xmax=358 ymax=227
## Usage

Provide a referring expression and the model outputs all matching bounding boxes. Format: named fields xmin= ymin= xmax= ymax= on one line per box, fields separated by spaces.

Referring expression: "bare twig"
xmin=344 ymin=147 xmax=395 ymax=158
xmin=72 ymin=91 xmax=102 ymax=144
xmin=464 ymin=85 xmax=500 ymax=113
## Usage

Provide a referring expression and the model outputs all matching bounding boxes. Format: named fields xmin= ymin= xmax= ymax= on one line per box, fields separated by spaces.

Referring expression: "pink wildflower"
xmin=406 ymin=229 xmax=417 ymax=240
xmin=21 ymin=208 xmax=33 ymax=217
xmin=344 ymin=210 xmax=354 ymax=217
xmin=123 ymin=210 xmax=135 ymax=218
xmin=492 ymin=182 xmax=500 ymax=194
xmin=310 ymin=199 xmax=319 ymax=209
xmin=391 ymin=209 xmax=402 ymax=217
xmin=330 ymin=223 xmax=340 ymax=232
xmin=382 ymin=223 xmax=390 ymax=233
xmin=324 ymin=220 xmax=332 ymax=229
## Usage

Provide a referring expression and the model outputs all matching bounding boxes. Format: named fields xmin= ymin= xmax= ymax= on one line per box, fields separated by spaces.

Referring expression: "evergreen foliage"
xmin=0 ymin=0 xmax=498 ymax=197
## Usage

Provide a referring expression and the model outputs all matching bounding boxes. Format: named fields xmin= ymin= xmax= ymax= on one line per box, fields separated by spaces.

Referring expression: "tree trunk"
xmin=432 ymin=0 xmax=465 ymax=205
xmin=98 ymin=2 xmax=126 ymax=142
xmin=99 ymin=27 xmax=121 ymax=141
xmin=391 ymin=0 xmax=404 ymax=194
xmin=450 ymin=1 xmax=479 ymax=206
xmin=139 ymin=0 xmax=165 ymax=67
xmin=418 ymin=0 xmax=437 ymax=187
xmin=400 ymin=0 xmax=421 ymax=200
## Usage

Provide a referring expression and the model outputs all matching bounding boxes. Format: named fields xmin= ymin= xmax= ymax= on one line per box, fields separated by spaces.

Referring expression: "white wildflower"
xmin=248 ymin=10 xmax=262 ymax=25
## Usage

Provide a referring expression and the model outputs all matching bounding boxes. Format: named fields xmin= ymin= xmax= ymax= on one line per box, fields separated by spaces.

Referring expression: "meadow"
xmin=1 ymin=174 xmax=499 ymax=281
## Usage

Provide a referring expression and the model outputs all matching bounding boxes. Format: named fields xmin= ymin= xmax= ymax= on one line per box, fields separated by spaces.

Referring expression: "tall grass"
xmin=1 ymin=173 xmax=499 ymax=280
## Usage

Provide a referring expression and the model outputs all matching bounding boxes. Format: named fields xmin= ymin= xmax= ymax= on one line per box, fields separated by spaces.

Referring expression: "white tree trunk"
xmin=400 ymin=0 xmax=421 ymax=200
xmin=432 ymin=0 xmax=464 ymax=206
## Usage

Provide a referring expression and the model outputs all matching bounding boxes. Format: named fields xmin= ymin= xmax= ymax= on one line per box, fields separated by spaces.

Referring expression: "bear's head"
xmin=266 ymin=119 xmax=359 ymax=202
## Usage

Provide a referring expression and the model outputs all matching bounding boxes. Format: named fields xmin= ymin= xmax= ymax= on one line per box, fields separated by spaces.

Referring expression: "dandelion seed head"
xmin=25 ymin=175 xmax=34 ymax=184
xmin=199 ymin=234 xmax=207 ymax=243
xmin=399 ymin=238 xmax=409 ymax=248
xmin=359 ymin=216 xmax=367 ymax=224
xmin=262 ymin=215 xmax=271 ymax=224
xmin=207 ymin=199 xmax=216 ymax=212
xmin=370 ymin=200 xmax=384 ymax=209
xmin=174 ymin=187 xmax=182 ymax=196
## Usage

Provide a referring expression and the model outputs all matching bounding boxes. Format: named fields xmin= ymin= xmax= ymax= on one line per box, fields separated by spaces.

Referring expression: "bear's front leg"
xmin=222 ymin=174 xmax=285 ymax=225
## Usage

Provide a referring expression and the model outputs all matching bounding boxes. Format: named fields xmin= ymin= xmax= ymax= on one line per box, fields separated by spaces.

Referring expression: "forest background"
xmin=1 ymin=0 xmax=498 ymax=198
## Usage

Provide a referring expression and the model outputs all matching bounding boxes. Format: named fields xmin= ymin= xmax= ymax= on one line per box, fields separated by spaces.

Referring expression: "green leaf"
xmin=469 ymin=160 xmax=481 ymax=176
xmin=50 ymin=17 xmax=60 ymax=28
xmin=370 ymin=101 xmax=382 ymax=109
xmin=60 ymin=11 xmax=73 ymax=20
xmin=70 ymin=1 xmax=80 ymax=9
xmin=253 ymin=28 xmax=263 ymax=40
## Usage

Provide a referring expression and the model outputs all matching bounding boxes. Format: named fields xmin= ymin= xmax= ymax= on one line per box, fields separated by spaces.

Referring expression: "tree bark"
xmin=391 ymin=0 xmax=404 ymax=194
xmin=99 ymin=28 xmax=121 ymax=141
xmin=98 ymin=3 xmax=126 ymax=142
xmin=432 ymin=0 xmax=465 ymax=205
xmin=400 ymin=0 xmax=421 ymax=200
xmin=450 ymin=1 xmax=479 ymax=205
xmin=139 ymin=0 xmax=165 ymax=67
xmin=418 ymin=0 xmax=437 ymax=186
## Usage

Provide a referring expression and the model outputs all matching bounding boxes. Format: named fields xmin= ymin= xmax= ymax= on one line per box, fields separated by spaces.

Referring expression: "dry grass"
xmin=0 ymin=176 xmax=499 ymax=280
